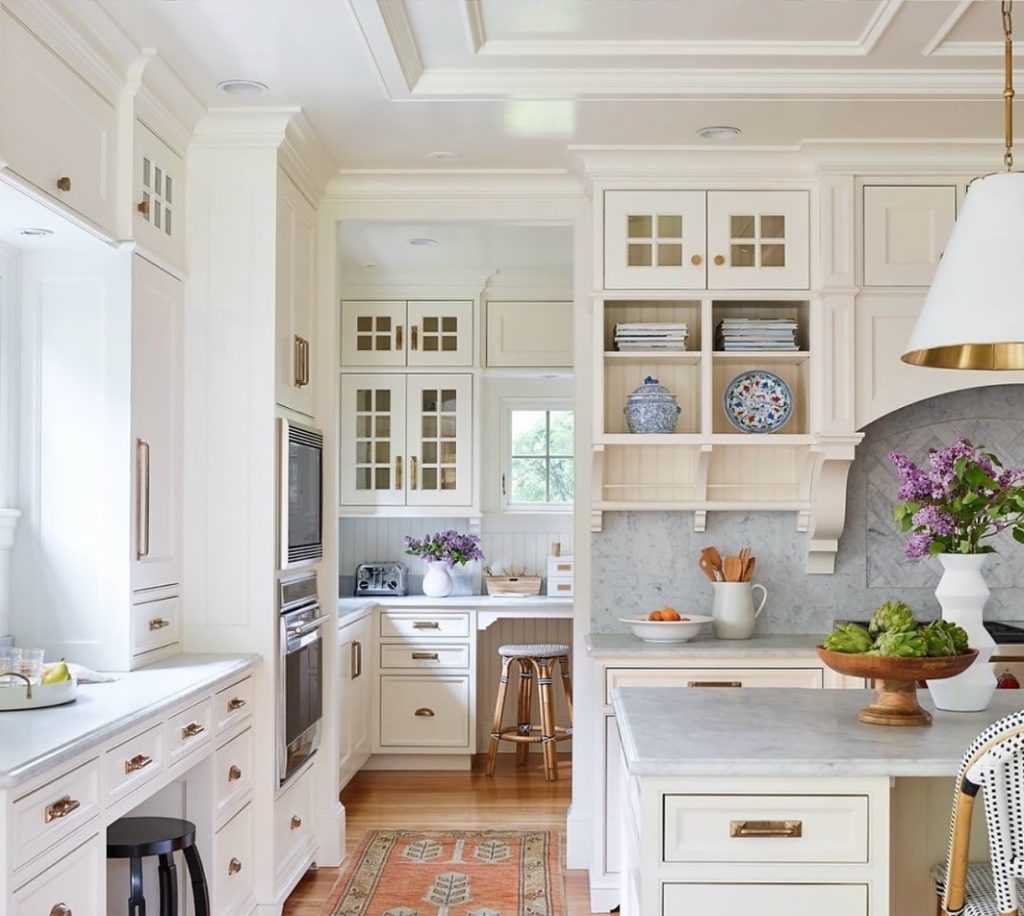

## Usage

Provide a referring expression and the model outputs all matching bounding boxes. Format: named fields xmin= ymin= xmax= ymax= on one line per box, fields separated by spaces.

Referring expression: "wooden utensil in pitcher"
xmin=699 ymin=554 xmax=720 ymax=582
xmin=742 ymin=556 xmax=756 ymax=582
xmin=723 ymin=556 xmax=744 ymax=582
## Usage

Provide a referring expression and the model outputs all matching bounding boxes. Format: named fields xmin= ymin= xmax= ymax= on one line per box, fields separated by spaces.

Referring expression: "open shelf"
xmin=596 ymin=433 xmax=706 ymax=446
xmin=604 ymin=351 xmax=701 ymax=362
xmin=713 ymin=350 xmax=809 ymax=363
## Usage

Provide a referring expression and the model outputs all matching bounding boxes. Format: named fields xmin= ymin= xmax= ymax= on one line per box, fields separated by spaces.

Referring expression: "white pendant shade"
xmin=902 ymin=171 xmax=1024 ymax=369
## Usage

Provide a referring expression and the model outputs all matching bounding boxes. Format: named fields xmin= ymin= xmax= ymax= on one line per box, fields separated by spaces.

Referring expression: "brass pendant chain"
xmin=1005 ymin=0 xmax=1015 ymax=170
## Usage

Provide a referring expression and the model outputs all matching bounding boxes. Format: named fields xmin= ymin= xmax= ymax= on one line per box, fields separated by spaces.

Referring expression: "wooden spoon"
xmin=742 ymin=556 xmax=756 ymax=582
xmin=704 ymin=546 xmax=723 ymax=578
xmin=698 ymin=555 xmax=719 ymax=582
xmin=723 ymin=556 xmax=744 ymax=582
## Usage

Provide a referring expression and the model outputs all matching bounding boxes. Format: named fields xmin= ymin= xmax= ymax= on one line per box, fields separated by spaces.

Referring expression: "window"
xmin=503 ymin=404 xmax=574 ymax=509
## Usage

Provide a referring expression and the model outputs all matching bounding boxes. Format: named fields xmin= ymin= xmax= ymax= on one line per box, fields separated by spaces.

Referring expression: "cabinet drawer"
xmin=274 ymin=765 xmax=315 ymax=883
xmin=130 ymin=594 xmax=181 ymax=657
xmin=547 ymin=576 xmax=574 ymax=597
xmin=215 ymin=802 xmax=254 ymax=916
xmin=662 ymin=883 xmax=867 ymax=915
xmin=379 ymin=675 xmax=470 ymax=748
xmin=605 ymin=666 xmax=823 ymax=704
xmin=546 ymin=556 xmax=575 ymax=578
xmin=380 ymin=644 xmax=470 ymax=670
xmin=166 ymin=697 xmax=213 ymax=765
xmin=13 ymin=759 xmax=100 ymax=870
xmin=215 ymin=728 xmax=253 ymax=821
xmin=664 ymin=793 xmax=868 ymax=864
xmin=13 ymin=831 xmax=103 ymax=915
xmin=215 ymin=676 xmax=254 ymax=733
xmin=380 ymin=610 xmax=471 ymax=639
xmin=105 ymin=724 xmax=163 ymax=806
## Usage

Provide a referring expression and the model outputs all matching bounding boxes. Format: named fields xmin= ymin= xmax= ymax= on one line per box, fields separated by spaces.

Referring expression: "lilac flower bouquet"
xmin=890 ymin=438 xmax=1024 ymax=558
xmin=403 ymin=530 xmax=484 ymax=567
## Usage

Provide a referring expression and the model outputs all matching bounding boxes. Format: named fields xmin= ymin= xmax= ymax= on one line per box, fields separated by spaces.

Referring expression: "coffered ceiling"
xmin=98 ymin=0 xmax=1021 ymax=170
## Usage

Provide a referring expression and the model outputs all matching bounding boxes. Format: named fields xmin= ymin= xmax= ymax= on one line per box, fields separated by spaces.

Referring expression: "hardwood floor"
xmin=284 ymin=754 xmax=599 ymax=914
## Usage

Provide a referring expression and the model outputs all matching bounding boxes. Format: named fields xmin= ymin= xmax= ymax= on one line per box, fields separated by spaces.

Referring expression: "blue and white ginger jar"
xmin=624 ymin=376 xmax=681 ymax=434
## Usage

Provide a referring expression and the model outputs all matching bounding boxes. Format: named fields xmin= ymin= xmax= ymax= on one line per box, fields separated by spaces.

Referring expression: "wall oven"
xmin=278 ymin=570 xmax=326 ymax=785
xmin=279 ymin=418 xmax=323 ymax=569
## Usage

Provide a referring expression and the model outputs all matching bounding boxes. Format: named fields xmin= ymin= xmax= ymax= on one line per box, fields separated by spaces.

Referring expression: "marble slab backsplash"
xmin=592 ymin=384 xmax=1024 ymax=634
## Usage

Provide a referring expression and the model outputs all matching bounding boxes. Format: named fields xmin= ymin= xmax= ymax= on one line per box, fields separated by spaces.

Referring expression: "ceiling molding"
xmin=921 ymin=0 xmax=976 ymax=57
xmin=324 ymin=170 xmax=584 ymax=202
xmin=347 ymin=0 xmax=422 ymax=99
xmin=190 ymin=108 xmax=298 ymax=149
xmin=279 ymin=111 xmax=338 ymax=205
xmin=460 ymin=0 xmax=486 ymax=55
xmin=128 ymin=51 xmax=205 ymax=159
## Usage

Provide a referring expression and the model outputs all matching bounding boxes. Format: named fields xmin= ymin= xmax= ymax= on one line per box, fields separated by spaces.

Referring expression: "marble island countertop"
xmin=612 ymin=686 xmax=1024 ymax=778
xmin=0 ymin=653 xmax=259 ymax=788
xmin=588 ymin=632 xmax=827 ymax=657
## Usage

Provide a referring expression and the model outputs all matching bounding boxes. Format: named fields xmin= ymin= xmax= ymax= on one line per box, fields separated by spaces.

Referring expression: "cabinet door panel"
xmin=407 ymin=300 xmax=473 ymax=366
xmin=863 ymin=185 xmax=955 ymax=287
xmin=405 ymin=375 xmax=473 ymax=507
xmin=133 ymin=120 xmax=185 ymax=268
xmin=340 ymin=301 xmax=407 ymax=367
xmin=13 ymin=832 xmax=104 ymax=916
xmin=662 ymin=883 xmax=867 ymax=915
xmin=131 ymin=256 xmax=183 ymax=591
xmin=351 ymin=616 xmax=373 ymax=758
xmin=339 ymin=375 xmax=407 ymax=506
xmin=486 ymin=300 xmax=572 ymax=367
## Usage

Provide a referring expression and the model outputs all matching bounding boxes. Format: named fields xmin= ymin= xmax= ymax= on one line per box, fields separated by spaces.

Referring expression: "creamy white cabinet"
xmin=863 ymin=185 xmax=956 ymax=287
xmin=339 ymin=373 xmax=473 ymax=508
xmin=486 ymin=300 xmax=573 ymax=367
xmin=0 ymin=7 xmax=118 ymax=234
xmin=11 ymin=832 xmax=104 ymax=916
xmin=273 ymin=763 xmax=316 ymax=898
xmin=338 ymin=613 xmax=373 ymax=787
xmin=340 ymin=300 xmax=473 ymax=368
xmin=133 ymin=120 xmax=186 ymax=269
xmin=276 ymin=169 xmax=317 ymax=416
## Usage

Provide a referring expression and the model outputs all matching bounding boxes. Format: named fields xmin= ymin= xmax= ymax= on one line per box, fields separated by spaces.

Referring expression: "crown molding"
xmin=347 ymin=0 xmax=422 ymax=100
xmin=324 ymin=170 xmax=585 ymax=201
xmin=279 ymin=111 xmax=338 ymax=206
xmin=190 ymin=108 xmax=299 ymax=149
xmin=339 ymin=269 xmax=493 ymax=293
xmin=125 ymin=51 xmax=204 ymax=159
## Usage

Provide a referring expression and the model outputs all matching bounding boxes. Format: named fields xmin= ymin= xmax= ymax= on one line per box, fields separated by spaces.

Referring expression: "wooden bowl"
xmin=816 ymin=646 xmax=979 ymax=726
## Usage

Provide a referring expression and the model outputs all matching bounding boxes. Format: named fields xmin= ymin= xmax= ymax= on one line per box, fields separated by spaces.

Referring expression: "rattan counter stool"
xmin=485 ymin=643 xmax=573 ymax=781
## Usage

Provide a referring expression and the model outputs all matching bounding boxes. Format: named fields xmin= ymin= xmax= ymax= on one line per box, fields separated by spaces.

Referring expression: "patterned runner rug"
xmin=320 ymin=829 xmax=565 ymax=916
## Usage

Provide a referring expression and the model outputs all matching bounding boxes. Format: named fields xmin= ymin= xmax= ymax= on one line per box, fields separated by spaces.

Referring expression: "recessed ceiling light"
xmin=696 ymin=125 xmax=742 ymax=141
xmin=428 ymin=151 xmax=461 ymax=161
xmin=217 ymin=79 xmax=269 ymax=98
xmin=18 ymin=227 xmax=53 ymax=237
xmin=407 ymin=238 xmax=438 ymax=246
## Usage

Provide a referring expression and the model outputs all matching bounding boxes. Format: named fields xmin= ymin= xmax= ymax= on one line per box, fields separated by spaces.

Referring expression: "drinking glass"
xmin=0 ymin=647 xmax=10 ymax=677
xmin=20 ymin=649 xmax=44 ymax=682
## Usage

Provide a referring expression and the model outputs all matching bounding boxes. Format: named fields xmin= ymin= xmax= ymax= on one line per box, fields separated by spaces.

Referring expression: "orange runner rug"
xmin=321 ymin=829 xmax=565 ymax=916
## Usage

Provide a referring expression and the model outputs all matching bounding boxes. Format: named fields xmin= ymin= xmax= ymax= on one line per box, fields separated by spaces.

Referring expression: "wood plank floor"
xmin=284 ymin=754 xmax=600 ymax=914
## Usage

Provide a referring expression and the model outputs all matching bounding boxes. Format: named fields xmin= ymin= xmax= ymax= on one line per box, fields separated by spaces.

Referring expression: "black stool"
xmin=107 ymin=817 xmax=210 ymax=916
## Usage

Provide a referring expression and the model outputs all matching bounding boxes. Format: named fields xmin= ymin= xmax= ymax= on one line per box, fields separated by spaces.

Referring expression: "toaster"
xmin=355 ymin=561 xmax=408 ymax=596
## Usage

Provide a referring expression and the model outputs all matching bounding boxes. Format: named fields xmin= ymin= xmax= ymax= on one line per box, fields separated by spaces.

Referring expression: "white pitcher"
xmin=710 ymin=581 xmax=768 ymax=640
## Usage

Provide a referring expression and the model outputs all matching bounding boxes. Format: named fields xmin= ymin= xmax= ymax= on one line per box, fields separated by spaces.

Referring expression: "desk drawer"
xmin=166 ymin=697 xmax=213 ymax=765
xmin=215 ymin=727 xmax=253 ymax=820
xmin=379 ymin=675 xmax=470 ymax=748
xmin=105 ymin=724 xmax=163 ymax=805
xmin=663 ymin=794 xmax=869 ymax=864
xmin=380 ymin=644 xmax=470 ymax=670
xmin=215 ymin=676 xmax=253 ymax=733
xmin=605 ymin=666 xmax=823 ymax=704
xmin=380 ymin=610 xmax=471 ymax=639
xmin=130 ymin=594 xmax=181 ymax=657
xmin=13 ymin=831 xmax=103 ymax=915
xmin=662 ymin=883 xmax=867 ymax=915
xmin=547 ymin=556 xmax=574 ymax=578
xmin=13 ymin=759 xmax=100 ymax=870
xmin=546 ymin=576 xmax=574 ymax=597
xmin=215 ymin=802 xmax=254 ymax=916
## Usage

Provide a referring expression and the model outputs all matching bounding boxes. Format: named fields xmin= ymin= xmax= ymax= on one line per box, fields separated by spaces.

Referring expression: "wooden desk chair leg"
xmin=486 ymin=656 xmax=513 ymax=776
xmin=558 ymin=655 xmax=573 ymax=724
xmin=157 ymin=853 xmax=177 ymax=916
xmin=537 ymin=657 xmax=558 ymax=781
xmin=128 ymin=855 xmax=146 ymax=916
xmin=515 ymin=659 xmax=533 ymax=767
xmin=182 ymin=843 xmax=210 ymax=916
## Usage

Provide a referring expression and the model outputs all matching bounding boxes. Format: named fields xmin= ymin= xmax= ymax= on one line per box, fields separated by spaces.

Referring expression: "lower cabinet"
xmin=662 ymin=883 xmax=868 ymax=915
xmin=338 ymin=614 xmax=372 ymax=787
xmin=12 ymin=831 xmax=103 ymax=915
xmin=213 ymin=802 xmax=254 ymax=916
xmin=274 ymin=764 xmax=316 ymax=895
xmin=379 ymin=675 xmax=471 ymax=749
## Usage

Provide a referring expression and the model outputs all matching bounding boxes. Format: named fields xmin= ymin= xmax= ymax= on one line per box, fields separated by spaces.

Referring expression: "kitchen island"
xmin=612 ymin=686 xmax=1022 ymax=916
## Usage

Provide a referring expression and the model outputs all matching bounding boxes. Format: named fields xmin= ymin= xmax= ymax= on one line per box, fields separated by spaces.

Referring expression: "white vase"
xmin=422 ymin=561 xmax=453 ymax=598
xmin=926 ymin=553 xmax=997 ymax=712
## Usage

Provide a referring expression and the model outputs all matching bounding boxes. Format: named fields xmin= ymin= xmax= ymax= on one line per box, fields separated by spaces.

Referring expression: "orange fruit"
xmin=661 ymin=608 xmax=681 ymax=621
xmin=648 ymin=609 xmax=664 ymax=621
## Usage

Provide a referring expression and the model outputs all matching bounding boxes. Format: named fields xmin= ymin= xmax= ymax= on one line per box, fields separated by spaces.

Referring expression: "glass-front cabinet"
xmin=340 ymin=300 xmax=473 ymax=368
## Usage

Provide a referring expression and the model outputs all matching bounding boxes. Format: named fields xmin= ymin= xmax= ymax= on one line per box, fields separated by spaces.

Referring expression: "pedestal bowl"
xmin=815 ymin=647 xmax=979 ymax=726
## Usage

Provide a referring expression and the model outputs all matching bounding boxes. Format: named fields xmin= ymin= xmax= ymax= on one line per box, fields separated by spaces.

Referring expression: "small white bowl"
xmin=618 ymin=615 xmax=712 ymax=643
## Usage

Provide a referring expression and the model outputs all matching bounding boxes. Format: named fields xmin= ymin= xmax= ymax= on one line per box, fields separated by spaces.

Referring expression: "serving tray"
xmin=0 ymin=675 xmax=77 ymax=711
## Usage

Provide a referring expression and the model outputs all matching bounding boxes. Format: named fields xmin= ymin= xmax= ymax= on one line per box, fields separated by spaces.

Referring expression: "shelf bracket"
xmin=805 ymin=434 xmax=863 ymax=574
xmin=692 ymin=510 xmax=707 ymax=533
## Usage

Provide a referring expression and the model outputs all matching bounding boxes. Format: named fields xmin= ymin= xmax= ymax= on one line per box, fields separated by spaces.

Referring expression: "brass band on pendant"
xmin=902 ymin=341 xmax=1024 ymax=370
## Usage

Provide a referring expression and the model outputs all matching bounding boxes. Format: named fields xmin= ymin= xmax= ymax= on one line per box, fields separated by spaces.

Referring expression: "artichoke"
xmin=919 ymin=622 xmax=956 ymax=657
xmin=871 ymin=629 xmax=928 ymax=658
xmin=823 ymin=622 xmax=873 ymax=654
xmin=868 ymin=600 xmax=916 ymax=636
xmin=927 ymin=619 xmax=969 ymax=653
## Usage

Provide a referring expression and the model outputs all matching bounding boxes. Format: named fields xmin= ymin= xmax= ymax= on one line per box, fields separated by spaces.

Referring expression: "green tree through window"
xmin=508 ymin=409 xmax=573 ymax=505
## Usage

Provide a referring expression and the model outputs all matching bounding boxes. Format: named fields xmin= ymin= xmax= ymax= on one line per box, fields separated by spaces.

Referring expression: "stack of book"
xmin=715 ymin=317 xmax=799 ymax=351
xmin=614 ymin=322 xmax=689 ymax=352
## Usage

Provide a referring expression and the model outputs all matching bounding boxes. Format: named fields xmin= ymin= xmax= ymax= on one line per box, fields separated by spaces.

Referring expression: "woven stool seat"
xmin=498 ymin=643 xmax=570 ymax=658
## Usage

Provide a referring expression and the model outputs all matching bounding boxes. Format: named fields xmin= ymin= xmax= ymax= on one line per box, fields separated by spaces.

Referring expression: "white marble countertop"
xmin=0 ymin=653 xmax=259 ymax=788
xmin=612 ymin=687 xmax=1024 ymax=777
xmin=588 ymin=632 xmax=825 ymax=658
xmin=338 ymin=595 xmax=573 ymax=622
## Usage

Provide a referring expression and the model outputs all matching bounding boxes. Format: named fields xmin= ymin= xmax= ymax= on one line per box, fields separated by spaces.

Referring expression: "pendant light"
xmin=902 ymin=1 xmax=1024 ymax=370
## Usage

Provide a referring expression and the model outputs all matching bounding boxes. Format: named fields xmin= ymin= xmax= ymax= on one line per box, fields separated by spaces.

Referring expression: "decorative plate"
xmin=722 ymin=370 xmax=794 ymax=433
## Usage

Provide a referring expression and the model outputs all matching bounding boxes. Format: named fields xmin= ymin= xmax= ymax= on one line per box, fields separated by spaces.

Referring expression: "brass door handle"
xmin=411 ymin=325 xmax=419 ymax=350
xmin=181 ymin=722 xmax=205 ymax=739
xmin=44 ymin=795 xmax=80 ymax=823
xmin=291 ymin=815 xmax=302 ymax=829
xmin=56 ymin=176 xmax=71 ymax=192
xmin=136 ymin=439 xmax=151 ymax=560
xmin=412 ymin=621 xmax=440 ymax=629
xmin=228 ymin=765 xmax=242 ymax=781
xmin=730 ymin=819 xmax=802 ymax=839
xmin=228 ymin=857 xmax=242 ymax=875
xmin=713 ymin=254 xmax=726 ymax=266
xmin=395 ymin=456 xmax=402 ymax=490
xmin=410 ymin=456 xmax=418 ymax=490
xmin=149 ymin=618 xmax=170 ymax=631
xmin=687 ymin=680 xmax=742 ymax=688
xmin=227 ymin=697 xmax=246 ymax=711
xmin=293 ymin=336 xmax=305 ymax=387
xmin=50 ymin=905 xmax=72 ymax=916
xmin=412 ymin=652 xmax=439 ymax=661
xmin=396 ymin=324 xmax=403 ymax=350
xmin=415 ymin=707 xmax=435 ymax=717
xmin=124 ymin=754 xmax=154 ymax=774
xmin=351 ymin=640 xmax=362 ymax=679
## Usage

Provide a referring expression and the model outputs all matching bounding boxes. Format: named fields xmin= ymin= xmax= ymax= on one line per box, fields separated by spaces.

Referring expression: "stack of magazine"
xmin=715 ymin=317 xmax=798 ymax=351
xmin=614 ymin=322 xmax=689 ymax=352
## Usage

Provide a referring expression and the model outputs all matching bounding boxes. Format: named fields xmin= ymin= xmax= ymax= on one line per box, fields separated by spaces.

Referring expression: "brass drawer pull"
xmin=415 ymin=707 xmax=435 ymax=717
xmin=411 ymin=324 xmax=419 ymax=350
xmin=412 ymin=652 xmax=439 ymax=661
xmin=56 ymin=176 xmax=71 ymax=192
xmin=44 ymin=795 xmax=80 ymax=823
xmin=730 ymin=819 xmax=803 ymax=839
xmin=50 ymin=905 xmax=72 ymax=916
xmin=181 ymin=722 xmax=205 ymax=740
xmin=687 ymin=680 xmax=742 ymax=688
xmin=291 ymin=814 xmax=302 ymax=830
xmin=228 ymin=857 xmax=242 ymax=875
xmin=412 ymin=621 xmax=440 ymax=630
xmin=395 ymin=324 xmax=403 ymax=350
xmin=124 ymin=754 xmax=154 ymax=774
xmin=149 ymin=617 xmax=171 ymax=631
xmin=228 ymin=765 xmax=242 ymax=781
xmin=227 ymin=697 xmax=246 ymax=712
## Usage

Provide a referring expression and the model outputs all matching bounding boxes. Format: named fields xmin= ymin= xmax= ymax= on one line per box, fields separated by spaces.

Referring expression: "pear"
xmin=40 ymin=661 xmax=71 ymax=684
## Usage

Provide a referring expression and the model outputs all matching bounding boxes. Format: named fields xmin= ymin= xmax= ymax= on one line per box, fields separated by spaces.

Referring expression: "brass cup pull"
xmin=56 ymin=176 xmax=71 ymax=192
xmin=228 ymin=857 xmax=242 ymax=875
xmin=713 ymin=254 xmax=726 ymax=266
xmin=181 ymin=722 xmax=205 ymax=739
xmin=412 ymin=621 xmax=440 ymax=630
xmin=290 ymin=815 xmax=302 ymax=829
xmin=228 ymin=765 xmax=242 ymax=781
xmin=148 ymin=618 xmax=171 ymax=631
xmin=687 ymin=680 xmax=742 ymax=688
xmin=227 ymin=697 xmax=246 ymax=711
xmin=730 ymin=819 xmax=802 ymax=839
xmin=415 ymin=707 xmax=435 ymax=717
xmin=412 ymin=652 xmax=439 ymax=661
xmin=50 ymin=905 xmax=72 ymax=916
xmin=137 ymin=200 xmax=150 ymax=216
xmin=44 ymin=795 xmax=80 ymax=823
xmin=691 ymin=254 xmax=703 ymax=265
xmin=124 ymin=754 xmax=154 ymax=774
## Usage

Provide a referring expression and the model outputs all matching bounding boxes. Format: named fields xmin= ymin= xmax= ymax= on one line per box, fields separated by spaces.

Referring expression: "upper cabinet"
xmin=276 ymin=169 xmax=317 ymax=416
xmin=133 ymin=120 xmax=185 ymax=269
xmin=862 ymin=185 xmax=956 ymax=287
xmin=603 ymin=189 xmax=809 ymax=291
xmin=0 ymin=7 xmax=118 ymax=235
xmin=486 ymin=300 xmax=573 ymax=368
xmin=340 ymin=300 xmax=473 ymax=368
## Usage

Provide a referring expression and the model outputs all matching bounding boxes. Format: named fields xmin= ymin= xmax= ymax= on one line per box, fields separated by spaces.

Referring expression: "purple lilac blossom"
xmin=905 ymin=532 xmax=934 ymax=559
xmin=911 ymin=505 xmax=955 ymax=536
xmin=403 ymin=530 xmax=485 ymax=567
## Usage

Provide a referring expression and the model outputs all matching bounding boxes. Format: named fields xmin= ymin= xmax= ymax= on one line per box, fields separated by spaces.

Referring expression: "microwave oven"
xmin=279 ymin=418 xmax=324 ymax=569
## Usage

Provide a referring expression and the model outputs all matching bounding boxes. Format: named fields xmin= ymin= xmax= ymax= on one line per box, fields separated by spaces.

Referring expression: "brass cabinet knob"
xmin=137 ymin=200 xmax=150 ymax=216
xmin=56 ymin=177 xmax=71 ymax=192
xmin=228 ymin=857 xmax=242 ymax=875
xmin=50 ymin=905 xmax=72 ymax=916
xmin=291 ymin=814 xmax=302 ymax=829
xmin=691 ymin=254 xmax=703 ymax=265
xmin=713 ymin=254 xmax=726 ymax=266
xmin=228 ymin=765 xmax=242 ymax=781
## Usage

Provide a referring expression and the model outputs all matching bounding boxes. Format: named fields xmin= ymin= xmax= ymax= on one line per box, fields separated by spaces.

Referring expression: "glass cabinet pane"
xmin=731 ymin=215 xmax=755 ymax=239
xmin=416 ymin=384 xmax=459 ymax=493
xmin=354 ymin=386 xmax=397 ymax=492
xmin=657 ymin=214 xmax=682 ymax=237
xmin=761 ymin=215 xmax=785 ymax=238
xmin=627 ymin=214 xmax=653 ymax=238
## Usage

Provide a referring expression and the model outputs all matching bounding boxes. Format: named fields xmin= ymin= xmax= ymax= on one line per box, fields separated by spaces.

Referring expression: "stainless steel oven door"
xmin=278 ymin=609 xmax=327 ymax=784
